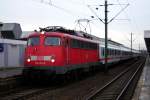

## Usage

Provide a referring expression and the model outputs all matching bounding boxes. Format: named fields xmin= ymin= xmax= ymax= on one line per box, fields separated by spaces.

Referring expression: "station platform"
xmin=0 ymin=67 xmax=23 ymax=78
xmin=132 ymin=56 xmax=150 ymax=100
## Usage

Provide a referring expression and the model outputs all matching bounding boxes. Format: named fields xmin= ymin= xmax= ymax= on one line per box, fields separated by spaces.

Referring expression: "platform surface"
xmin=0 ymin=67 xmax=23 ymax=78
xmin=132 ymin=56 xmax=150 ymax=100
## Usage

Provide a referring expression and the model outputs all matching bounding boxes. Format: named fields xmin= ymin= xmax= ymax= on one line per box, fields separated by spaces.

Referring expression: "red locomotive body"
xmin=24 ymin=31 xmax=99 ymax=75
xmin=23 ymin=26 xmax=139 ymax=77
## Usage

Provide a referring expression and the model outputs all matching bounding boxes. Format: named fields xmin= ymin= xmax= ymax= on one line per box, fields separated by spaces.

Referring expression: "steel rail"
xmin=116 ymin=60 xmax=144 ymax=100
xmin=1 ymin=86 xmax=56 ymax=100
xmin=86 ymin=59 xmax=142 ymax=100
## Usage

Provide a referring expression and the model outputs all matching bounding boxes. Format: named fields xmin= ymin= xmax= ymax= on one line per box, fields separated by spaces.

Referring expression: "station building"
xmin=0 ymin=23 xmax=27 ymax=68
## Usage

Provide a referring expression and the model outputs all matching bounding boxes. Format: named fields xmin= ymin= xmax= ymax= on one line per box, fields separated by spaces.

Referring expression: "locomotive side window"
xmin=70 ymin=39 xmax=98 ymax=50
xmin=27 ymin=37 xmax=40 ymax=46
xmin=45 ymin=37 xmax=60 ymax=46
xmin=70 ymin=39 xmax=78 ymax=48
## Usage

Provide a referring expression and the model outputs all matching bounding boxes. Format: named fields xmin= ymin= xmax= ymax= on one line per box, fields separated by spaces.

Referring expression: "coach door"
xmin=65 ymin=38 xmax=70 ymax=65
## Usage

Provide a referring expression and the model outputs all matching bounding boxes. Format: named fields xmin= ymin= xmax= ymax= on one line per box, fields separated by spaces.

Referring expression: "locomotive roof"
xmin=28 ymin=32 xmax=99 ymax=44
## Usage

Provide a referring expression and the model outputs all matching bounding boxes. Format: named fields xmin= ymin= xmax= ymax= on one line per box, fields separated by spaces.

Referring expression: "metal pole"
xmin=105 ymin=0 xmax=108 ymax=72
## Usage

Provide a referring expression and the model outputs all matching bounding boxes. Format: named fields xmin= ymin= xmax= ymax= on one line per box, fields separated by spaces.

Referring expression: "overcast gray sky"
xmin=0 ymin=0 xmax=149 ymax=50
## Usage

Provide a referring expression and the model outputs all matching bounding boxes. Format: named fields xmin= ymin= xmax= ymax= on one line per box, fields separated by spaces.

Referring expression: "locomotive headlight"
xmin=27 ymin=58 xmax=31 ymax=62
xmin=41 ymin=31 xmax=45 ymax=34
xmin=51 ymin=59 xmax=55 ymax=63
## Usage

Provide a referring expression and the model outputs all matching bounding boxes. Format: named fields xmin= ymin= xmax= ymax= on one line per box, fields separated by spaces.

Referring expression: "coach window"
xmin=111 ymin=49 xmax=112 ymax=56
xmin=115 ymin=50 xmax=117 ymax=55
xmin=109 ymin=49 xmax=111 ymax=56
xmin=103 ymin=48 xmax=105 ymax=56
xmin=27 ymin=37 xmax=40 ymax=46
xmin=102 ymin=48 xmax=104 ymax=56
xmin=116 ymin=50 xmax=118 ymax=55
xmin=45 ymin=37 xmax=60 ymax=46
xmin=111 ymin=49 xmax=114 ymax=56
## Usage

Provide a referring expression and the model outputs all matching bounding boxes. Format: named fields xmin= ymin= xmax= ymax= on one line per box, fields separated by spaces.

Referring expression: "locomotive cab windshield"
xmin=44 ymin=37 xmax=60 ymax=46
xmin=27 ymin=36 xmax=61 ymax=46
xmin=27 ymin=37 xmax=40 ymax=46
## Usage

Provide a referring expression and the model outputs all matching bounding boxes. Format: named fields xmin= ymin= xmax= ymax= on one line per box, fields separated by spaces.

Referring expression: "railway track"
xmin=1 ymin=86 xmax=56 ymax=100
xmin=0 ymin=58 xmax=145 ymax=100
xmin=86 ymin=58 xmax=145 ymax=100
xmin=0 ymin=76 xmax=22 ymax=85
xmin=0 ymin=76 xmax=23 ymax=96
xmin=0 ymin=75 xmax=68 ymax=100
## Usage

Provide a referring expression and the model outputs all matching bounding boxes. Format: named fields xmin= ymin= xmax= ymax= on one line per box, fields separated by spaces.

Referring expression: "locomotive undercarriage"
xmin=22 ymin=62 xmax=102 ymax=79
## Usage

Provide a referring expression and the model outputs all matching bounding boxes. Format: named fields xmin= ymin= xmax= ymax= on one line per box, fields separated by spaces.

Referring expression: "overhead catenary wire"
xmin=39 ymin=0 xmax=93 ymax=18
xmin=87 ymin=5 xmax=104 ymax=24
xmin=31 ymin=0 xmax=79 ymax=17
xmin=116 ymin=0 xmax=130 ymax=21
xmin=118 ymin=0 xmax=142 ymax=49
xmin=108 ymin=3 xmax=129 ymax=23
xmin=32 ymin=0 xmax=141 ymax=46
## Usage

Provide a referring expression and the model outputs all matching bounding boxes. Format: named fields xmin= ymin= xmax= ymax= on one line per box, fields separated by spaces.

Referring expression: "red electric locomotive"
xmin=23 ymin=26 xmax=100 ymax=77
xmin=23 ymin=26 xmax=140 ymax=78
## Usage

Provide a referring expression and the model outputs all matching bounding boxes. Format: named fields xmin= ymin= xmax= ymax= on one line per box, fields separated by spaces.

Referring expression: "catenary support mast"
xmin=104 ymin=0 xmax=108 ymax=71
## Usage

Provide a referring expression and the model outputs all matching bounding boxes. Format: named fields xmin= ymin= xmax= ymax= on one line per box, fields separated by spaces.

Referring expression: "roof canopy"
xmin=144 ymin=30 xmax=150 ymax=54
